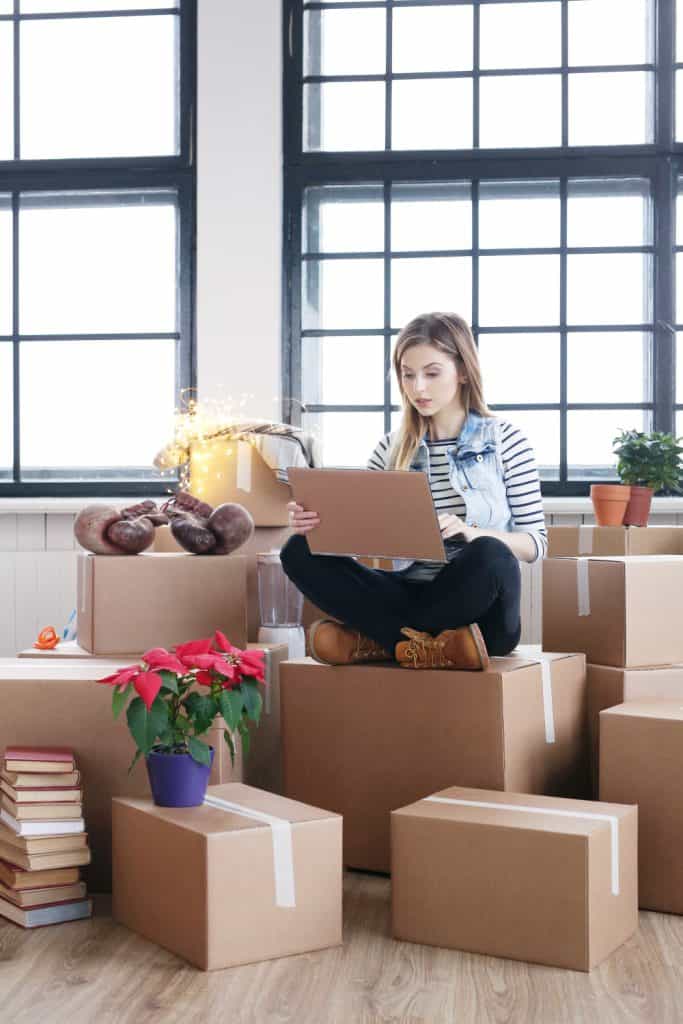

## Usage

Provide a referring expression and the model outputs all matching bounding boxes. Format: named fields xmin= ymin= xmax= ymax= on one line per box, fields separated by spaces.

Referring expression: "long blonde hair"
xmin=389 ymin=312 xmax=492 ymax=471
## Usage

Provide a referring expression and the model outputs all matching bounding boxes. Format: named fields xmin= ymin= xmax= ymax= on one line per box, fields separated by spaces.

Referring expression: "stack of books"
xmin=0 ymin=746 xmax=92 ymax=927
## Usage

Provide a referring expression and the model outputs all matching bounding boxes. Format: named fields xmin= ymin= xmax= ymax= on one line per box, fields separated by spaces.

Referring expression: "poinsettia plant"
xmin=98 ymin=631 xmax=265 ymax=771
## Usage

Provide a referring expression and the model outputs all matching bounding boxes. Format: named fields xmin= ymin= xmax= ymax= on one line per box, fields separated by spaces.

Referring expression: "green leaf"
xmin=183 ymin=692 xmax=217 ymax=734
xmin=127 ymin=747 xmax=144 ymax=776
xmin=126 ymin=695 xmax=169 ymax=755
xmin=238 ymin=718 xmax=251 ymax=759
xmin=158 ymin=669 xmax=179 ymax=694
xmin=188 ymin=735 xmax=212 ymax=767
xmin=241 ymin=681 xmax=263 ymax=725
xmin=112 ymin=682 xmax=132 ymax=720
xmin=218 ymin=689 xmax=244 ymax=732
xmin=223 ymin=728 xmax=236 ymax=767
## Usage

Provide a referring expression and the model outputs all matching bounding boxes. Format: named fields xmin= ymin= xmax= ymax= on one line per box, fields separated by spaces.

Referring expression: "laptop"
xmin=287 ymin=467 xmax=447 ymax=562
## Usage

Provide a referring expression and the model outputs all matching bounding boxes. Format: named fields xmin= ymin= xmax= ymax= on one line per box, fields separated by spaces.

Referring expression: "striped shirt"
xmin=367 ymin=420 xmax=548 ymax=580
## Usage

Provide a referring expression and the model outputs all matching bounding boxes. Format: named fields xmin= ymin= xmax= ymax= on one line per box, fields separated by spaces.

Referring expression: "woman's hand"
xmin=287 ymin=500 xmax=321 ymax=535
xmin=438 ymin=512 xmax=471 ymax=541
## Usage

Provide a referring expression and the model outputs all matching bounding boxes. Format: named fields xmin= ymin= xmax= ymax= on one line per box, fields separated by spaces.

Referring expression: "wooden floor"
xmin=2 ymin=871 xmax=683 ymax=1023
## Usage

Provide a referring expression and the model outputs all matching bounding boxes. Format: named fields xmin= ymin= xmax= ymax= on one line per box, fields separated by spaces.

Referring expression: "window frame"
xmin=0 ymin=0 xmax=196 ymax=497
xmin=282 ymin=0 xmax=678 ymax=496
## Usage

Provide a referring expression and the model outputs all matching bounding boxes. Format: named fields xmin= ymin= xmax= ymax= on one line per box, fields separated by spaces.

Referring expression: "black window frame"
xmin=282 ymin=0 xmax=679 ymax=496
xmin=0 ymin=0 xmax=196 ymax=498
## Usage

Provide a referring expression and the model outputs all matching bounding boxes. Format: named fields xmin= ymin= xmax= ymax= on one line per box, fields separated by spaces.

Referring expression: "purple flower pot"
xmin=146 ymin=747 xmax=215 ymax=808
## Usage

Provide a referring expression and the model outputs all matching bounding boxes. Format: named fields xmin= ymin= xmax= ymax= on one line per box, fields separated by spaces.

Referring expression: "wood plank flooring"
xmin=2 ymin=871 xmax=683 ymax=1023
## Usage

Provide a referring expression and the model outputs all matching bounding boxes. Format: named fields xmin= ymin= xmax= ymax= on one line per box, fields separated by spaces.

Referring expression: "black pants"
xmin=280 ymin=533 xmax=522 ymax=657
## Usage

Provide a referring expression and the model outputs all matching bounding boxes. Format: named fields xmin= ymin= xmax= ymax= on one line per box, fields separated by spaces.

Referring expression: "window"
xmin=284 ymin=0 xmax=676 ymax=494
xmin=0 ymin=0 xmax=195 ymax=495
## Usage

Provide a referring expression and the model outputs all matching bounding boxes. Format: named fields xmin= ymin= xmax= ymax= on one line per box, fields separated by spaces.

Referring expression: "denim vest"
xmin=390 ymin=412 xmax=512 ymax=571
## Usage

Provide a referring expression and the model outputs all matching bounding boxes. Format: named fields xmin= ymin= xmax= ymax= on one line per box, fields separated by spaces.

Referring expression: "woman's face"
xmin=398 ymin=342 xmax=464 ymax=416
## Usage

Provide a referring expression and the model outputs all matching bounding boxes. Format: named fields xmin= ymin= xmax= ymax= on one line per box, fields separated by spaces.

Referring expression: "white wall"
xmin=196 ymin=0 xmax=283 ymax=420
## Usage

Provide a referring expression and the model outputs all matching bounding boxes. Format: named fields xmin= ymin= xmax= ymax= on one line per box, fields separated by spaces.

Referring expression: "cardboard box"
xmin=281 ymin=650 xmax=589 ymax=872
xmin=600 ymin=700 xmax=683 ymax=913
xmin=0 ymin=658 xmax=241 ymax=891
xmin=188 ymin=438 xmax=292 ymax=526
xmin=548 ymin=525 xmax=683 ymax=558
xmin=391 ymin=785 xmax=638 ymax=971
xmin=243 ymin=643 xmax=288 ymax=794
xmin=77 ymin=551 xmax=248 ymax=655
xmin=112 ymin=783 xmax=342 ymax=970
xmin=542 ymin=556 xmax=683 ymax=668
xmin=587 ymin=663 xmax=683 ymax=796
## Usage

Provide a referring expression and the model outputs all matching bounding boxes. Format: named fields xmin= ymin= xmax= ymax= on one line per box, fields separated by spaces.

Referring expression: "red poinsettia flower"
xmin=142 ymin=647 xmax=187 ymax=675
xmin=174 ymin=637 xmax=214 ymax=669
xmin=98 ymin=664 xmax=163 ymax=712
xmin=211 ymin=632 xmax=266 ymax=686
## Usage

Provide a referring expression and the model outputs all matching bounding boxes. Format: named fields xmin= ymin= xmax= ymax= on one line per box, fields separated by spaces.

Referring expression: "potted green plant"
xmin=612 ymin=429 xmax=683 ymax=527
xmin=98 ymin=631 xmax=265 ymax=807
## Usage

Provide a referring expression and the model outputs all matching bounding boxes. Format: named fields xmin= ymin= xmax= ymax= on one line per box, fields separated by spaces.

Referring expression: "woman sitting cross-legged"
xmin=280 ymin=311 xmax=548 ymax=671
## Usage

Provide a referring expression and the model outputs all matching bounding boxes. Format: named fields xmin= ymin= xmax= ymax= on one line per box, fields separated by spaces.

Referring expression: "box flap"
xmin=601 ymin=700 xmax=683 ymax=723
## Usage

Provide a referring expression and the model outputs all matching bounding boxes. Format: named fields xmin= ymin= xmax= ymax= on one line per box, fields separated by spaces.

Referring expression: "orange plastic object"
xmin=33 ymin=626 xmax=60 ymax=650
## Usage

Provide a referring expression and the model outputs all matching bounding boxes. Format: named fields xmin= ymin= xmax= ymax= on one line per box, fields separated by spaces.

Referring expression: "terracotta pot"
xmin=623 ymin=485 xmax=654 ymax=527
xmin=590 ymin=484 xmax=631 ymax=526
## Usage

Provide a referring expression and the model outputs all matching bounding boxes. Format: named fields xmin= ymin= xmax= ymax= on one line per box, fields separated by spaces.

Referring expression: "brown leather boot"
xmin=308 ymin=619 xmax=392 ymax=666
xmin=395 ymin=624 xmax=490 ymax=671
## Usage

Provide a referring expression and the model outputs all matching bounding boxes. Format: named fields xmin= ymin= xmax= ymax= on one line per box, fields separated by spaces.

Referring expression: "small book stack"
xmin=0 ymin=746 xmax=92 ymax=927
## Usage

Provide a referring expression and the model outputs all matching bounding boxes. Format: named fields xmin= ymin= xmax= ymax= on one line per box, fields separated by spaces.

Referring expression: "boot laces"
xmin=400 ymin=627 xmax=450 ymax=669
xmin=355 ymin=633 xmax=387 ymax=660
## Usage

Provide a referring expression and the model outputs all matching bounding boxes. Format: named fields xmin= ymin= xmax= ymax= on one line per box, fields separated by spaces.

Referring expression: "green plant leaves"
xmin=158 ymin=670 xmax=179 ymax=694
xmin=126 ymin=695 xmax=169 ymax=755
xmin=613 ymin=429 xmax=683 ymax=493
xmin=112 ymin=682 xmax=132 ymax=720
xmin=188 ymin=735 xmax=212 ymax=767
xmin=241 ymin=681 xmax=263 ymax=725
xmin=223 ymin=728 xmax=236 ymax=767
xmin=183 ymin=692 xmax=217 ymax=735
xmin=218 ymin=689 xmax=244 ymax=732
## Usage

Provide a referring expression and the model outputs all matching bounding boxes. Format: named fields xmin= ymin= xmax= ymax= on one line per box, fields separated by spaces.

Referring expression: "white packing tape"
xmin=425 ymin=796 xmax=621 ymax=895
xmin=578 ymin=525 xmax=594 ymax=555
xmin=236 ymin=442 xmax=252 ymax=493
xmin=203 ymin=794 xmax=296 ymax=907
xmin=576 ymin=558 xmax=591 ymax=617
xmin=529 ymin=656 xmax=556 ymax=744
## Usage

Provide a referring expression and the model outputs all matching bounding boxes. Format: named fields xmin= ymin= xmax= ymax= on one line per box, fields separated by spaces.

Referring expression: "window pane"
xmin=392 ymin=79 xmax=473 ymax=150
xmin=480 ymin=2 xmax=561 ymax=70
xmin=304 ymin=9 xmax=386 ymax=77
xmin=567 ymin=253 xmax=650 ymax=325
xmin=302 ymin=336 xmax=385 ymax=406
xmin=479 ymin=75 xmax=561 ymax=148
xmin=676 ymin=253 xmax=683 ymax=323
xmin=0 ymin=1 xmax=11 ymax=12
xmin=391 ymin=183 xmax=471 ymax=252
xmin=303 ymin=186 xmax=384 ymax=254
xmin=19 ymin=192 xmax=177 ymax=335
xmin=304 ymin=82 xmax=385 ymax=152
xmin=19 ymin=340 xmax=176 ymax=478
xmin=0 ymin=24 xmax=12 ymax=161
xmin=21 ymin=1 xmax=176 ymax=10
xmin=567 ymin=409 xmax=649 ymax=480
xmin=569 ymin=72 xmax=652 ymax=146
xmin=0 ymin=344 xmax=12 ymax=479
xmin=479 ymin=181 xmax=560 ymax=249
xmin=679 ymin=0 xmax=683 ymax=62
xmin=0 ymin=196 xmax=11 ymax=336
xmin=20 ymin=15 xmax=177 ymax=159
xmin=392 ymin=5 xmax=473 ymax=73
xmin=478 ymin=334 xmax=560 ymax=404
xmin=679 ymin=334 xmax=683 ymax=401
xmin=568 ymin=333 xmax=650 ymax=403
xmin=479 ymin=255 xmax=560 ymax=327
xmin=302 ymin=259 xmax=384 ymax=331
xmin=495 ymin=409 xmax=559 ymax=480
xmin=301 ymin=411 xmax=385 ymax=467
xmin=568 ymin=0 xmax=652 ymax=66
xmin=568 ymin=179 xmax=651 ymax=247
xmin=391 ymin=257 xmax=472 ymax=331
xmin=676 ymin=72 xmax=683 ymax=143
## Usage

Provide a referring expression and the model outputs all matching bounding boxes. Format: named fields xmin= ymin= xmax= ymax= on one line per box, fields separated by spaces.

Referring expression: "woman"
xmin=280 ymin=312 xmax=547 ymax=671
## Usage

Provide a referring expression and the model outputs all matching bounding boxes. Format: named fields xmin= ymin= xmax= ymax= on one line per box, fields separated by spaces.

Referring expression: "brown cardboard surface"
xmin=243 ymin=642 xmax=288 ymax=794
xmin=153 ymin=525 xmax=292 ymax=642
xmin=288 ymin=467 xmax=446 ymax=561
xmin=112 ymin=783 xmax=342 ymax=970
xmin=188 ymin=438 xmax=292 ymax=526
xmin=77 ymin=552 xmax=248 ymax=655
xmin=547 ymin=525 xmax=683 ymax=558
xmin=587 ymin=663 xmax=683 ymax=797
xmin=281 ymin=652 xmax=588 ymax=873
xmin=600 ymin=701 xmax=683 ymax=913
xmin=542 ymin=556 xmax=683 ymax=668
xmin=391 ymin=785 xmax=638 ymax=971
xmin=0 ymin=658 xmax=241 ymax=891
